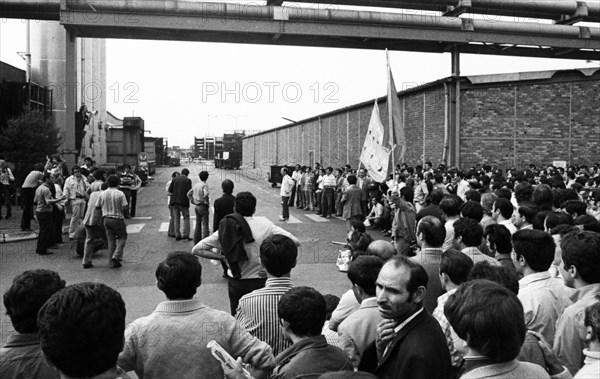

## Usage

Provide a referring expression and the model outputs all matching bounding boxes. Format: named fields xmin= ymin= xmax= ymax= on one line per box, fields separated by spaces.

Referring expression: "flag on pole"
xmin=359 ymin=101 xmax=391 ymax=183
xmin=386 ymin=51 xmax=406 ymax=168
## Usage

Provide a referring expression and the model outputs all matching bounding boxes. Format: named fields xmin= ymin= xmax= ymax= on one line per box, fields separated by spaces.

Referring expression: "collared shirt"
xmin=34 ymin=183 xmax=54 ymax=213
xmin=22 ymin=170 xmax=43 ymax=188
xmin=193 ymin=216 xmax=300 ymax=279
xmin=383 ymin=308 xmax=425 ymax=358
xmin=63 ymin=174 xmax=90 ymax=200
xmin=96 ymin=187 xmax=128 ymax=219
xmin=498 ymin=219 xmax=518 ymax=235
xmin=518 ymin=271 xmax=574 ymax=344
xmin=0 ymin=332 xmax=59 ymax=379
xmin=433 ymin=289 xmax=465 ymax=368
xmin=574 ymin=349 xmax=600 ymax=379
xmin=554 ymin=283 xmax=600 ymax=375
xmin=338 ymin=297 xmax=382 ymax=369
xmin=442 ymin=219 xmax=458 ymax=252
xmin=329 ymin=289 xmax=360 ymax=331
xmin=280 ymin=174 xmax=294 ymax=197
xmin=291 ymin=170 xmax=303 ymax=183
xmin=190 ymin=180 xmax=209 ymax=206
xmin=322 ymin=174 xmax=337 ymax=188
xmin=236 ymin=277 xmax=294 ymax=356
xmin=461 ymin=247 xmax=500 ymax=266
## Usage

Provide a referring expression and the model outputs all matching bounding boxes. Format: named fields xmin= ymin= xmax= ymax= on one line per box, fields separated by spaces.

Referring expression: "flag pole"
xmin=386 ymin=50 xmax=396 ymax=184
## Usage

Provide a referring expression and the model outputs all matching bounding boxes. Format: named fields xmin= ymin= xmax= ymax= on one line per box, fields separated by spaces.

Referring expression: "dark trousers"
xmin=193 ymin=204 xmax=210 ymax=244
xmin=281 ymin=196 xmax=290 ymax=219
xmin=296 ymin=186 xmax=304 ymax=207
xmin=227 ymin=277 xmax=267 ymax=315
xmin=52 ymin=207 xmax=65 ymax=244
xmin=0 ymin=184 xmax=11 ymax=217
xmin=288 ymin=184 xmax=296 ymax=206
xmin=322 ymin=188 xmax=335 ymax=217
xmin=36 ymin=211 xmax=53 ymax=254
xmin=130 ymin=190 xmax=137 ymax=217
xmin=121 ymin=188 xmax=132 ymax=218
xmin=20 ymin=188 xmax=36 ymax=230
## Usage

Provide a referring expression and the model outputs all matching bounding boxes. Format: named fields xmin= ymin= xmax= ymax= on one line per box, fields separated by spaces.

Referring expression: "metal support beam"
xmin=452 ymin=48 xmax=461 ymax=168
xmin=64 ymin=27 xmax=78 ymax=165
xmin=556 ymin=1 xmax=589 ymax=25
xmin=56 ymin=7 xmax=600 ymax=60
xmin=444 ymin=0 xmax=472 ymax=17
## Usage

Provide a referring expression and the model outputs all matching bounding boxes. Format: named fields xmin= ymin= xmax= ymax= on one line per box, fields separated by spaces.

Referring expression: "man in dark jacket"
xmin=168 ymin=168 xmax=192 ymax=240
xmin=213 ymin=179 xmax=236 ymax=278
xmin=358 ymin=256 xmax=452 ymax=379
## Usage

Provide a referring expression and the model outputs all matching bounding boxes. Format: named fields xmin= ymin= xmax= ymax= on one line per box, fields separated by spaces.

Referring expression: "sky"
xmin=1 ymin=3 xmax=599 ymax=148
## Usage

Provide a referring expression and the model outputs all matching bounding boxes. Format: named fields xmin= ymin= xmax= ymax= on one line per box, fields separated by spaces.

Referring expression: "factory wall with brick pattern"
xmin=243 ymin=70 xmax=599 ymax=174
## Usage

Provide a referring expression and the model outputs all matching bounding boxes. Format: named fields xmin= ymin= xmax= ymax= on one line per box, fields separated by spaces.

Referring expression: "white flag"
xmin=360 ymin=101 xmax=391 ymax=183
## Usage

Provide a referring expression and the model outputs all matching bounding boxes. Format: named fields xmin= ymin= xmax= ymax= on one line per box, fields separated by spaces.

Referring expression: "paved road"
xmin=0 ymin=162 xmax=385 ymax=343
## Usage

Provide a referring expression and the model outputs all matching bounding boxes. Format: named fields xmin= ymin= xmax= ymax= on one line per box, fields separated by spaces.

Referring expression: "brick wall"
xmin=244 ymin=71 xmax=599 ymax=173
xmin=460 ymin=76 xmax=600 ymax=169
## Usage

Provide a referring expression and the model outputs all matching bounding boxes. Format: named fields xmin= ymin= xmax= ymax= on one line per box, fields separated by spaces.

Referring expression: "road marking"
xmin=304 ymin=214 xmax=330 ymax=223
xmin=286 ymin=215 xmax=302 ymax=224
xmin=131 ymin=216 xmax=152 ymax=220
xmin=159 ymin=222 xmax=169 ymax=232
xmin=126 ymin=224 xmax=145 ymax=234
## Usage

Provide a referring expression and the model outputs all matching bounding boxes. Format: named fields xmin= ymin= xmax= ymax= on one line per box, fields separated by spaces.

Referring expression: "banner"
xmin=387 ymin=51 xmax=406 ymax=167
xmin=360 ymin=101 xmax=391 ymax=183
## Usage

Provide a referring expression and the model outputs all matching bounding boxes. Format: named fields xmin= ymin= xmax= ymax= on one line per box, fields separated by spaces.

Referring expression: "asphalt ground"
xmin=0 ymin=162 xmax=389 ymax=347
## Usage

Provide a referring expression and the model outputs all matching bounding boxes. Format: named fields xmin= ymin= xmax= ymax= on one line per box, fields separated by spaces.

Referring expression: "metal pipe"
xmin=442 ymin=81 xmax=449 ymax=165
xmin=25 ymin=20 xmax=31 ymax=83
xmin=2 ymin=0 xmax=599 ymax=22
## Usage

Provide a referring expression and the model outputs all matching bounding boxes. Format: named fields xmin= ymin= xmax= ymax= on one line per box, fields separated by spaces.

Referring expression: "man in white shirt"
xmin=279 ymin=167 xmax=294 ymax=222
xmin=493 ymin=197 xmax=518 ymax=234
xmin=63 ymin=166 xmax=90 ymax=239
xmin=512 ymin=229 xmax=573 ymax=344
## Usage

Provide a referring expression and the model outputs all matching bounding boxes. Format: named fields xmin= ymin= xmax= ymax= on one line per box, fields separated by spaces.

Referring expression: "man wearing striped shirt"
xmin=235 ymin=235 xmax=297 ymax=356
xmin=96 ymin=175 xmax=128 ymax=268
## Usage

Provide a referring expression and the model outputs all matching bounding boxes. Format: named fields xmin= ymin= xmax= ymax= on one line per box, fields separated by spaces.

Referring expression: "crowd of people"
xmin=1 ymin=158 xmax=600 ymax=379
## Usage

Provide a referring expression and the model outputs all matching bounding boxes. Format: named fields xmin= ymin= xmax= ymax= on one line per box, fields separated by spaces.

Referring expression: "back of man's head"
xmin=3 ymin=269 xmax=65 ymax=333
xmin=106 ymin=174 xmax=120 ymax=188
xmin=323 ymin=294 xmax=340 ymax=321
xmin=545 ymin=211 xmax=574 ymax=230
xmin=278 ymin=286 xmax=326 ymax=337
xmin=484 ymin=224 xmax=513 ymax=255
xmin=468 ymin=261 xmax=519 ymax=295
xmin=440 ymin=249 xmax=474 ymax=286
xmin=156 ymin=252 xmax=202 ymax=300
xmin=260 ymin=235 xmax=298 ymax=277
xmin=493 ymin=198 xmax=513 ymax=220
xmin=512 ymin=229 xmax=555 ymax=272
xmin=365 ymin=240 xmax=396 ymax=261
xmin=562 ymin=200 xmax=587 ymax=217
xmin=38 ymin=282 xmax=126 ymax=379
xmin=444 ymin=280 xmax=525 ymax=364
xmin=440 ymin=197 xmax=461 ymax=218
xmin=221 ymin=179 xmax=234 ymax=194
xmin=199 ymin=170 xmax=209 ymax=181
xmin=181 ymin=168 xmax=190 ymax=176
xmin=417 ymin=215 xmax=446 ymax=247
xmin=561 ymin=230 xmax=600 ymax=285
xmin=234 ymin=191 xmax=257 ymax=216
xmin=453 ymin=217 xmax=484 ymax=247
xmin=429 ymin=189 xmax=444 ymax=205
xmin=348 ymin=256 xmax=383 ymax=298
xmin=460 ymin=201 xmax=484 ymax=223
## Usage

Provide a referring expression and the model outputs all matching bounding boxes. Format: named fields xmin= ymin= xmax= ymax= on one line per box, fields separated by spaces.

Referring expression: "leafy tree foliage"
xmin=0 ymin=108 xmax=61 ymax=185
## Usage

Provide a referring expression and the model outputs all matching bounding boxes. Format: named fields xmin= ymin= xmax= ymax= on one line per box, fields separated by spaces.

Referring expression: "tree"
xmin=0 ymin=108 xmax=61 ymax=185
